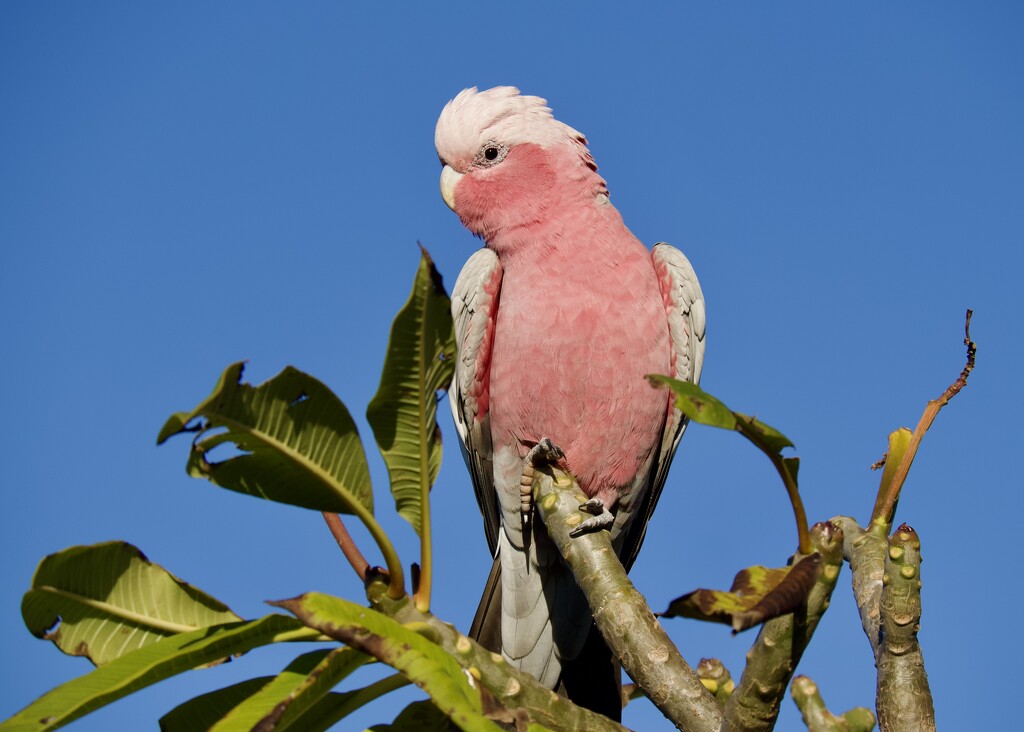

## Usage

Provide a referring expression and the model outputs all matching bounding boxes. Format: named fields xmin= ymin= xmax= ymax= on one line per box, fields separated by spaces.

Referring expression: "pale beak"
xmin=440 ymin=165 xmax=463 ymax=211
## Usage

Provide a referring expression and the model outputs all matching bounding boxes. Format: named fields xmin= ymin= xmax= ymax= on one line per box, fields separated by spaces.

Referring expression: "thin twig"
xmin=871 ymin=309 xmax=976 ymax=528
xmin=322 ymin=512 xmax=371 ymax=581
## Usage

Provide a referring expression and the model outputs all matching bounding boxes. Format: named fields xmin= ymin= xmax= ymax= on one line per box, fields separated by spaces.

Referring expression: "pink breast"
xmin=487 ymin=236 xmax=670 ymax=499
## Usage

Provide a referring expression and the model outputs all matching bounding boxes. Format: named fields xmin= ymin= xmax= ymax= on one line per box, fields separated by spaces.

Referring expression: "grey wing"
xmin=449 ymin=248 xmax=503 ymax=557
xmin=619 ymin=242 xmax=707 ymax=571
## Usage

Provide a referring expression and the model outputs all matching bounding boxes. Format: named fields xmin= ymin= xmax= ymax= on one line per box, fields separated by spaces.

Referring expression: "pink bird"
xmin=436 ymin=87 xmax=706 ymax=717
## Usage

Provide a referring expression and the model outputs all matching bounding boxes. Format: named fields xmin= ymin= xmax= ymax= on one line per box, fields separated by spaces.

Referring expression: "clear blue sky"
xmin=2 ymin=3 xmax=1020 ymax=730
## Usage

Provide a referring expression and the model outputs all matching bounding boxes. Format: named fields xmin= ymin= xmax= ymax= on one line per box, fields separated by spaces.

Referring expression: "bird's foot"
xmin=526 ymin=438 xmax=565 ymax=466
xmin=520 ymin=438 xmax=565 ymax=529
xmin=570 ymin=499 xmax=614 ymax=536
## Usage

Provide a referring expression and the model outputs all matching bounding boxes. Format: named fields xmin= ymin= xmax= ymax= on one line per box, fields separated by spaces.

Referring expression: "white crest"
xmin=435 ymin=87 xmax=584 ymax=167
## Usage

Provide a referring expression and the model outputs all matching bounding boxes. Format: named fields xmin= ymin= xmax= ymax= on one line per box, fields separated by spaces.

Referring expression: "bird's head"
xmin=435 ymin=87 xmax=607 ymax=247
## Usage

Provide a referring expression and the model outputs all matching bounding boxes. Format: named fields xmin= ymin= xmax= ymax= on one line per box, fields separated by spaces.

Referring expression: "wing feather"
xmin=449 ymin=248 xmax=503 ymax=556
xmin=619 ymin=243 xmax=707 ymax=571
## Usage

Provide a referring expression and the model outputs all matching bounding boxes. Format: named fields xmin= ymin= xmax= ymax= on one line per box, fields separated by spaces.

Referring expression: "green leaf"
xmin=271 ymin=593 xmax=503 ymax=732
xmin=158 ymin=361 xmax=373 ymax=515
xmin=1 ymin=614 xmax=317 ymax=731
xmin=648 ymin=375 xmax=737 ymax=430
xmin=367 ymin=247 xmax=455 ymax=535
xmin=783 ymin=456 xmax=800 ymax=484
xmin=648 ymin=376 xmax=794 ymax=455
xmin=159 ymin=678 xmax=272 ymax=732
xmin=206 ymin=647 xmax=368 ymax=730
xmin=649 ymin=375 xmax=810 ymax=552
xmin=161 ymin=672 xmax=410 ymax=732
xmin=660 ymin=554 xmax=822 ymax=633
xmin=734 ymin=412 xmax=794 ymax=455
xmin=370 ymin=702 xmax=554 ymax=732
xmin=370 ymin=700 xmax=461 ymax=731
xmin=21 ymin=542 xmax=241 ymax=666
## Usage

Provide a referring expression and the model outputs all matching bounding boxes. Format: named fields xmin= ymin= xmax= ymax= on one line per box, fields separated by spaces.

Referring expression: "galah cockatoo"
xmin=436 ymin=87 xmax=706 ymax=716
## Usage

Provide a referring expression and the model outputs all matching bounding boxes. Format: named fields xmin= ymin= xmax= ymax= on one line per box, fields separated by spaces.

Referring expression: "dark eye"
xmin=475 ymin=142 xmax=506 ymax=167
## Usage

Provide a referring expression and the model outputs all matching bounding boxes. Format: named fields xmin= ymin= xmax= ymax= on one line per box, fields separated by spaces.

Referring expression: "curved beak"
xmin=439 ymin=165 xmax=463 ymax=211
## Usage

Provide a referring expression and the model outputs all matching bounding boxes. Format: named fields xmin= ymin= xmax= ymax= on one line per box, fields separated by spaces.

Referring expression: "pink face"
xmin=446 ymin=143 xmax=561 ymax=242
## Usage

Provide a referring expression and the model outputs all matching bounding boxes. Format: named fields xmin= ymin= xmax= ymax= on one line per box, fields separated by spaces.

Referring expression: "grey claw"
xmin=570 ymin=502 xmax=614 ymax=537
xmin=578 ymin=498 xmax=605 ymax=516
xmin=530 ymin=437 xmax=565 ymax=466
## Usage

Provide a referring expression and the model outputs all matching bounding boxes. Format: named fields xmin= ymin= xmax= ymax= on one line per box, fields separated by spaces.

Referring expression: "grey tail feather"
xmin=470 ymin=555 xmax=622 ymax=722
xmin=469 ymin=556 xmax=502 ymax=653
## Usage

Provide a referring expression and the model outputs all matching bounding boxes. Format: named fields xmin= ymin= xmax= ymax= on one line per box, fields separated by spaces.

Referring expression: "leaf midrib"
xmin=202 ymin=408 xmax=370 ymax=519
xmin=36 ymin=585 xmax=202 ymax=635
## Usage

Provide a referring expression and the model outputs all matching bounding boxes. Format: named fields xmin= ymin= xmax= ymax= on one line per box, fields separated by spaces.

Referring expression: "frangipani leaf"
xmin=161 ymin=670 xmax=409 ymax=732
xmin=648 ymin=375 xmax=736 ymax=430
xmin=158 ymin=362 xmax=373 ymax=515
xmin=2 ymin=615 xmax=314 ymax=731
xmin=271 ymin=593 xmax=503 ymax=732
xmin=370 ymin=700 xmax=461 ymax=731
xmin=160 ymin=678 xmax=272 ymax=732
xmin=650 ymin=375 xmax=810 ymax=552
xmin=21 ymin=542 xmax=241 ymax=666
xmin=734 ymin=412 xmax=794 ymax=454
xmin=367 ymin=247 xmax=456 ymax=535
xmin=661 ymin=554 xmax=822 ymax=633
xmin=648 ymin=376 xmax=794 ymax=455
xmin=373 ymin=695 xmax=558 ymax=732
xmin=205 ymin=648 xmax=369 ymax=731
xmin=783 ymin=457 xmax=800 ymax=484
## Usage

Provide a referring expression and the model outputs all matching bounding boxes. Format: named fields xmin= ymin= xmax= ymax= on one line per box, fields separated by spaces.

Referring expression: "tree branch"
xmin=833 ymin=517 xmax=935 ymax=731
xmin=876 ymin=524 xmax=934 ymax=731
xmin=832 ymin=516 xmax=887 ymax=658
xmin=722 ymin=520 xmax=844 ymax=732
xmin=532 ymin=466 xmax=723 ymax=732
xmin=790 ymin=675 xmax=876 ymax=732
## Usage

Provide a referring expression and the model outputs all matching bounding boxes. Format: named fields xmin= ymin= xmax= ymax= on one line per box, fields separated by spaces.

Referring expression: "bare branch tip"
xmin=963 ymin=308 xmax=976 ymax=371
xmin=943 ymin=308 xmax=977 ymax=404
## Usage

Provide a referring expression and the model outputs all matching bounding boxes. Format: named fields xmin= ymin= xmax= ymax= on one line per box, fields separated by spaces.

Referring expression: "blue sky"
xmin=2 ymin=3 xmax=1021 ymax=730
